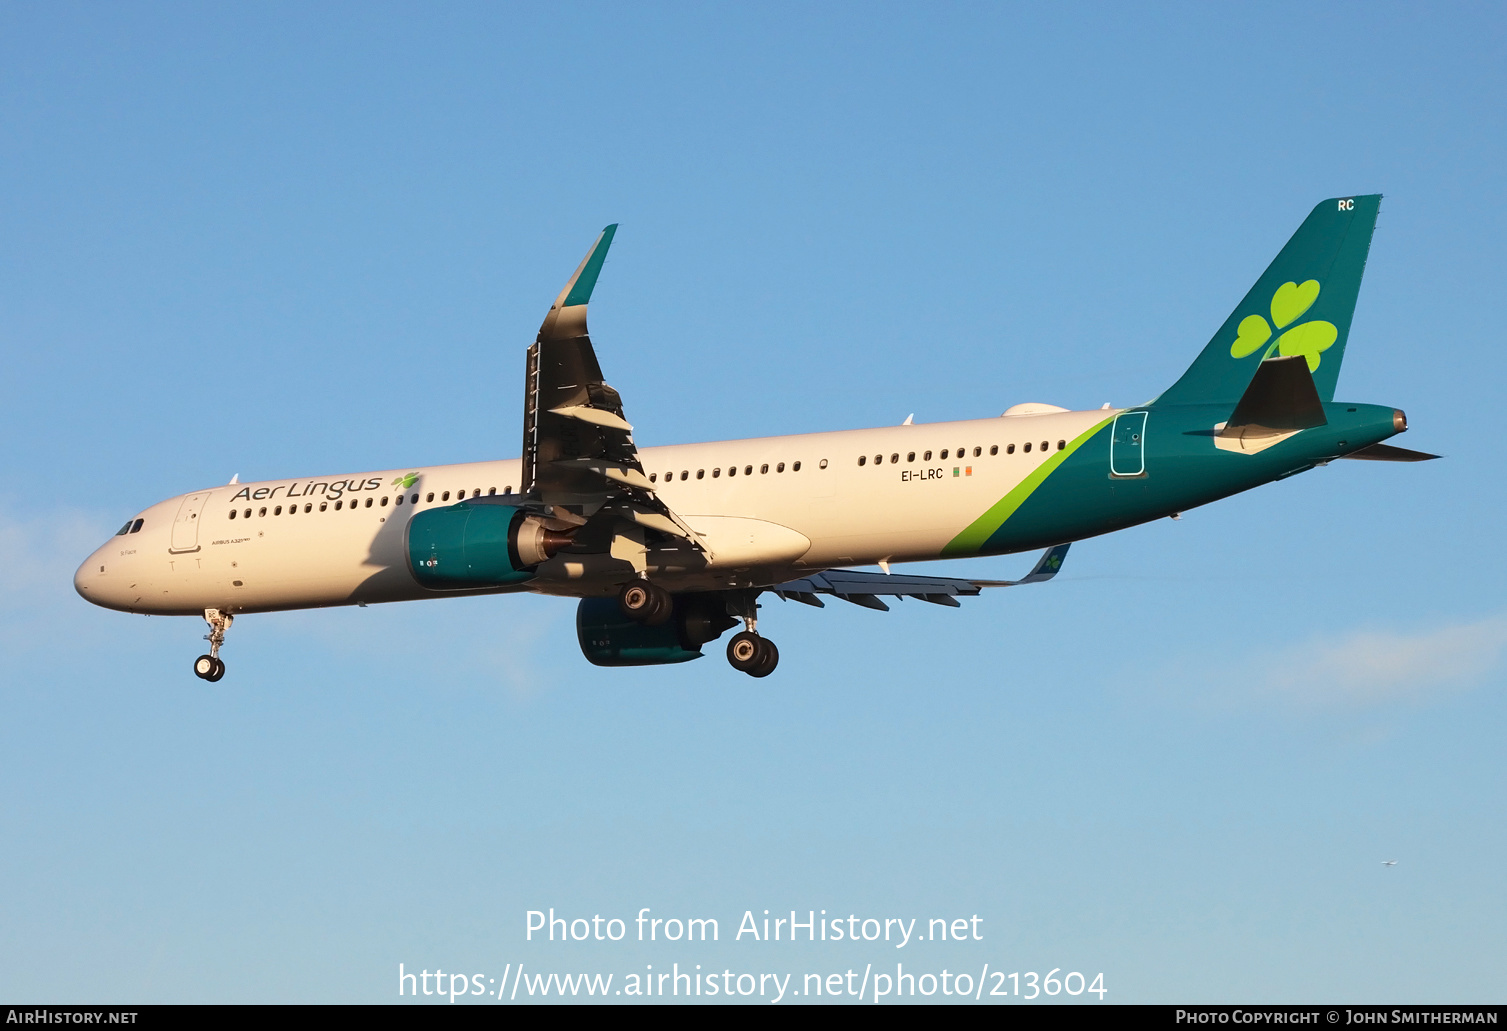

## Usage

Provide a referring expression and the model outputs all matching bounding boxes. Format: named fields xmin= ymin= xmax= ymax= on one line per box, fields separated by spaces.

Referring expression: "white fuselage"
xmin=76 ymin=409 xmax=1110 ymax=616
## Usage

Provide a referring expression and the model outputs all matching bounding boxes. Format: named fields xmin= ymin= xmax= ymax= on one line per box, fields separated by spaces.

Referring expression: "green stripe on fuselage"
xmin=946 ymin=402 xmax=1404 ymax=560
xmin=943 ymin=415 xmax=1116 ymax=556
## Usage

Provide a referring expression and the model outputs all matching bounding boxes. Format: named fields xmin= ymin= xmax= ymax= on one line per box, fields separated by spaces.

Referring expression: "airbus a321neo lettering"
xmin=77 ymin=196 xmax=1434 ymax=680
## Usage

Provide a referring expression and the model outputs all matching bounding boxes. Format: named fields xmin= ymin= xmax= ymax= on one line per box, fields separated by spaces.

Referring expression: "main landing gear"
xmin=193 ymin=607 xmax=232 ymax=682
xmin=618 ymin=581 xmax=780 ymax=677
xmin=724 ymin=593 xmax=778 ymax=678
xmin=726 ymin=630 xmax=778 ymax=678
xmin=618 ymin=579 xmax=673 ymax=626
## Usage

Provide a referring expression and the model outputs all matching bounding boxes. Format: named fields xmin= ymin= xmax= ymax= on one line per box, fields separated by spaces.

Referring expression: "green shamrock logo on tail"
xmin=1229 ymin=280 xmax=1338 ymax=371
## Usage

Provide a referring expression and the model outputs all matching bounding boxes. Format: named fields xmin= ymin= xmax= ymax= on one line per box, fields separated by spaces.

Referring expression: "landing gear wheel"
xmin=727 ymin=631 xmax=778 ymax=677
xmin=748 ymin=637 xmax=778 ymax=678
xmin=194 ymin=608 xmax=234 ymax=682
xmin=619 ymin=581 xmax=673 ymax=626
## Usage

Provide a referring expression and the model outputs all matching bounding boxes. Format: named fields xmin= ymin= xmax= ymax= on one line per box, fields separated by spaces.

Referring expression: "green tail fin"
xmin=1156 ymin=195 xmax=1380 ymax=407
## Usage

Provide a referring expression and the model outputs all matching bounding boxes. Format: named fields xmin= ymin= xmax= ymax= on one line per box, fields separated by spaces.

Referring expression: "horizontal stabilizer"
xmin=1225 ymin=355 xmax=1327 ymax=433
xmin=1216 ymin=356 xmax=1326 ymax=455
xmin=1340 ymin=442 xmax=1441 ymax=462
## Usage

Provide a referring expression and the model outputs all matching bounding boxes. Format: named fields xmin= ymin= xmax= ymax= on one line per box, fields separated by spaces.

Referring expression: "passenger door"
xmin=170 ymin=493 xmax=209 ymax=553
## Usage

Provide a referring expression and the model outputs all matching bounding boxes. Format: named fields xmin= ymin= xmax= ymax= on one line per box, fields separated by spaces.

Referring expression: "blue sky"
xmin=2 ymin=1 xmax=1504 ymax=1004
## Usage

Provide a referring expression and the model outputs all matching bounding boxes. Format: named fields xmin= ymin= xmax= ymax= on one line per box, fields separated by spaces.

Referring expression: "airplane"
xmin=75 ymin=195 xmax=1436 ymax=681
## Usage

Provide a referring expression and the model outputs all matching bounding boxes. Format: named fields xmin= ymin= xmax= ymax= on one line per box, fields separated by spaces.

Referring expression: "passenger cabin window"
xmin=940 ymin=449 xmax=949 ymax=460
xmin=697 ymin=470 xmax=705 ymax=479
xmin=792 ymin=461 xmax=801 ymax=471
xmin=229 ymin=510 xmax=237 ymax=520
xmin=907 ymin=452 xmax=915 ymax=462
xmin=274 ymin=506 xmax=282 ymax=515
xmin=365 ymin=497 xmax=373 ymax=508
xmin=304 ymin=504 xmax=312 ymax=513
xmin=890 ymin=453 xmax=898 ymax=464
xmin=335 ymin=501 xmax=342 ymax=510
xmin=245 ymin=508 xmax=253 ymax=518
xmin=974 ymin=447 xmax=982 ymax=457
xmin=442 ymin=491 xmax=450 ymax=501
xmin=924 ymin=451 xmax=932 ymax=461
xmin=649 ymin=473 xmax=657 ymax=483
xmin=1057 ymin=439 xmax=1066 ymax=450
xmin=394 ymin=496 xmax=402 ymax=505
xmin=1007 ymin=444 xmax=1015 ymax=454
xmin=745 ymin=465 xmax=753 ymax=475
xmin=760 ymin=464 xmax=768 ymax=474
xmin=319 ymin=503 xmax=328 ymax=512
xmin=380 ymin=496 xmax=389 ymax=506
xmin=1040 ymin=440 xmax=1048 ymax=451
xmin=858 ymin=456 xmax=866 ymax=466
xmin=259 ymin=507 xmax=268 ymax=516
xmin=990 ymin=445 xmax=998 ymax=455
xmin=681 ymin=471 xmax=689 ymax=480
xmin=777 ymin=462 xmax=785 ymax=472
xmin=875 ymin=454 xmax=883 ymax=465
xmin=1024 ymin=442 xmax=1032 ymax=452
xmin=488 ymin=487 xmax=496 ymax=495
xmin=713 ymin=468 xmax=721 ymax=478
xmin=426 ymin=493 xmax=434 ymax=502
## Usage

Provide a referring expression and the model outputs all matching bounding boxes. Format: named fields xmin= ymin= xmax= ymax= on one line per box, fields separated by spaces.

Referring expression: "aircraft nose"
xmin=75 ymin=545 xmax=118 ymax=607
xmin=74 ymin=553 xmax=98 ymax=602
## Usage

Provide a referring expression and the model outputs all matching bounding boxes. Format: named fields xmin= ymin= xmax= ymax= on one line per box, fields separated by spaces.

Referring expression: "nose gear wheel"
xmin=193 ymin=608 xmax=233 ymax=682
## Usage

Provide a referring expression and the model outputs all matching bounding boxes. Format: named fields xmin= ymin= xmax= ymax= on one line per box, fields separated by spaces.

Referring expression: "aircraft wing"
xmin=772 ymin=544 xmax=1071 ymax=611
xmin=520 ymin=226 xmax=707 ymax=549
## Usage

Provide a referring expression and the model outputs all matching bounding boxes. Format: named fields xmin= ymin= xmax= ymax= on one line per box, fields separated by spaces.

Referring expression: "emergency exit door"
xmin=1110 ymin=412 xmax=1147 ymax=477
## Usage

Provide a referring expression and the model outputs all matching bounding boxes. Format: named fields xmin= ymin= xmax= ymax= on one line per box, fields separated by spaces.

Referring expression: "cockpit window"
xmin=130 ymin=519 xmax=144 ymax=533
xmin=115 ymin=521 xmax=133 ymax=535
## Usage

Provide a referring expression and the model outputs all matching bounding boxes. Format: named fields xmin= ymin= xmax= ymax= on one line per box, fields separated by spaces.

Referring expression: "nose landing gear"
xmin=193 ymin=608 xmax=232 ymax=682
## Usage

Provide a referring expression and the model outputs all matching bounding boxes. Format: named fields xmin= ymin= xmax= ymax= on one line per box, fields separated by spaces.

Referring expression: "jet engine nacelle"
xmin=575 ymin=595 xmax=737 ymax=667
xmin=407 ymin=500 xmax=574 ymax=590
